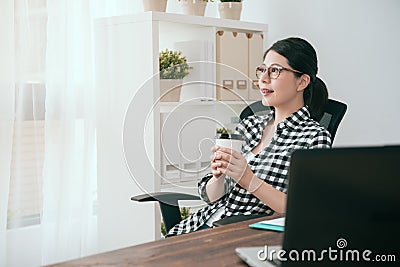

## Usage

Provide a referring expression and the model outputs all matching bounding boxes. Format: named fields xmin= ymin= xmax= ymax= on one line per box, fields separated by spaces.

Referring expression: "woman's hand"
xmin=206 ymin=146 xmax=227 ymax=203
xmin=213 ymin=147 xmax=286 ymax=212
xmin=210 ymin=146 xmax=226 ymax=179
xmin=213 ymin=147 xmax=253 ymax=183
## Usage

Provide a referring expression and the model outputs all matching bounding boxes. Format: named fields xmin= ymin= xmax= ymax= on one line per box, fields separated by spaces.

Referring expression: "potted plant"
xmin=215 ymin=127 xmax=242 ymax=151
xmin=216 ymin=127 xmax=232 ymax=134
xmin=159 ymin=49 xmax=192 ymax=102
xmin=143 ymin=0 xmax=168 ymax=12
xmin=178 ymin=0 xmax=213 ymax=16
xmin=161 ymin=207 xmax=191 ymax=236
xmin=218 ymin=0 xmax=242 ymax=20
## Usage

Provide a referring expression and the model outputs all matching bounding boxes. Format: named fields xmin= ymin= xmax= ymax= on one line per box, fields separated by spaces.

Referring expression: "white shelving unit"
xmin=94 ymin=12 xmax=267 ymax=248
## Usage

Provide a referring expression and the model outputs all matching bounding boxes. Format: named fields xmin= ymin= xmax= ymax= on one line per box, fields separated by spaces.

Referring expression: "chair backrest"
xmin=239 ymin=99 xmax=347 ymax=142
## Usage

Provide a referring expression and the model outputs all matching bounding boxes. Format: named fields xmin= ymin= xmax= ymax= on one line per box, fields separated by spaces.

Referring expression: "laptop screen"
xmin=281 ymin=146 xmax=400 ymax=266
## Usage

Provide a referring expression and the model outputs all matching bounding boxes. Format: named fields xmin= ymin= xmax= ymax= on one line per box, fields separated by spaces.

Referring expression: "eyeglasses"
xmin=256 ymin=65 xmax=303 ymax=79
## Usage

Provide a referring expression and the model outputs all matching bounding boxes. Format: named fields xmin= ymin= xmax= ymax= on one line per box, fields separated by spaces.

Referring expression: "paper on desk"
xmin=258 ymin=217 xmax=285 ymax=226
xmin=249 ymin=217 xmax=285 ymax=232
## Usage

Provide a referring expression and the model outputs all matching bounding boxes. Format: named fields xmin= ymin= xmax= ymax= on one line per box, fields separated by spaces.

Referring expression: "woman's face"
xmin=258 ymin=50 xmax=305 ymax=109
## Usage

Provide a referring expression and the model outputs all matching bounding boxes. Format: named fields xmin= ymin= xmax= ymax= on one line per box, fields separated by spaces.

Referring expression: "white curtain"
xmin=42 ymin=0 xmax=141 ymax=262
xmin=41 ymin=0 xmax=98 ymax=264
xmin=1 ymin=0 xmax=139 ymax=266
xmin=0 ymin=1 xmax=15 ymax=266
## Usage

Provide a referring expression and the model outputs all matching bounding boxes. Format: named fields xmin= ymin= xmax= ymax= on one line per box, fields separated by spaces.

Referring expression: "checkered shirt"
xmin=167 ymin=106 xmax=332 ymax=237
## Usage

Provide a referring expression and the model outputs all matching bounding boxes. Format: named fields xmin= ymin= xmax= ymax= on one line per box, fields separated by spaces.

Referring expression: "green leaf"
xmin=159 ymin=49 xmax=192 ymax=79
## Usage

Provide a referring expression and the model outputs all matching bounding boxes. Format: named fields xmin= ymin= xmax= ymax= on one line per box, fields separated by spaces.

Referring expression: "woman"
xmin=167 ymin=37 xmax=331 ymax=237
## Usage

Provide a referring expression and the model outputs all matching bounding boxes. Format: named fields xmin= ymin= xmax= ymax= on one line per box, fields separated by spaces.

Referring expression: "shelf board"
xmin=96 ymin=11 xmax=268 ymax=33
xmin=159 ymin=99 xmax=253 ymax=106
xmin=159 ymin=99 xmax=253 ymax=113
xmin=220 ymin=100 xmax=255 ymax=105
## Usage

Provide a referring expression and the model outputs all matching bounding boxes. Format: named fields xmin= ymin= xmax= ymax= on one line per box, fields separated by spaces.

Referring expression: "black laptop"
xmin=236 ymin=146 xmax=400 ymax=266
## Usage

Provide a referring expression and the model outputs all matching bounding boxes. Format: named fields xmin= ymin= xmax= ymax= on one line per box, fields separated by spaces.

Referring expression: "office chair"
xmin=240 ymin=98 xmax=347 ymax=141
xmin=132 ymin=99 xmax=347 ymax=233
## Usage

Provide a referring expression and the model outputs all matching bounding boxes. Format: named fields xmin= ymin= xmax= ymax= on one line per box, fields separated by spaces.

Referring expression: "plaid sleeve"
xmin=198 ymin=173 xmax=213 ymax=203
xmin=308 ymin=129 xmax=332 ymax=149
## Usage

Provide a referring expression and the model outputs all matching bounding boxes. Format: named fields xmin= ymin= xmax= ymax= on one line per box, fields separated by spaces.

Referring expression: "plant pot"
xmin=218 ymin=2 xmax=242 ymax=20
xmin=180 ymin=0 xmax=207 ymax=16
xmin=143 ymin=0 xmax=168 ymax=12
xmin=159 ymin=79 xmax=183 ymax=102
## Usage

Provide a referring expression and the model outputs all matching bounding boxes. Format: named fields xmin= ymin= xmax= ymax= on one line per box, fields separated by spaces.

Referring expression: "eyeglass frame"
xmin=256 ymin=64 xmax=304 ymax=80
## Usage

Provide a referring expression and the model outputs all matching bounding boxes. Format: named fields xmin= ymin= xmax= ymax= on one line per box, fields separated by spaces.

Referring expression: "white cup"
xmin=215 ymin=133 xmax=243 ymax=152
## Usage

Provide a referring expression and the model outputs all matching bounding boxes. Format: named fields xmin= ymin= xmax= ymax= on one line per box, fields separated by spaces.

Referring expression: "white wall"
xmin=241 ymin=0 xmax=400 ymax=147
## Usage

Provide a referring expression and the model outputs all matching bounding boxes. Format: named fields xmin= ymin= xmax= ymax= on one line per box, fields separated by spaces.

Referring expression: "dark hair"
xmin=264 ymin=37 xmax=328 ymax=121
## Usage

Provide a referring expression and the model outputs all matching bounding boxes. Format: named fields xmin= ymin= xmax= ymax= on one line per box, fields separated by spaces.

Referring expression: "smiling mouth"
xmin=261 ymin=88 xmax=274 ymax=94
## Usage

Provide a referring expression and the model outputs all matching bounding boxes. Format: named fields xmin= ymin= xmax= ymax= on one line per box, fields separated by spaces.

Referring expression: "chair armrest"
xmin=212 ymin=214 xmax=267 ymax=227
xmin=131 ymin=192 xmax=200 ymax=234
xmin=131 ymin=192 xmax=200 ymax=205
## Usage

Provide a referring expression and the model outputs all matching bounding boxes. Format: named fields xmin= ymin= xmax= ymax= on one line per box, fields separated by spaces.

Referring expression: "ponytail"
xmin=304 ymin=77 xmax=328 ymax=121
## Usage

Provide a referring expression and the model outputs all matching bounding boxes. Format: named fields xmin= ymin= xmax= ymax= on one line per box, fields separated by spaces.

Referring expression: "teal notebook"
xmin=249 ymin=217 xmax=285 ymax=232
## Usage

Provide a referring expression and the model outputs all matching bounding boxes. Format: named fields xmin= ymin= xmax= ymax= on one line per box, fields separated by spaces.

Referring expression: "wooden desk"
xmin=48 ymin=216 xmax=283 ymax=267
